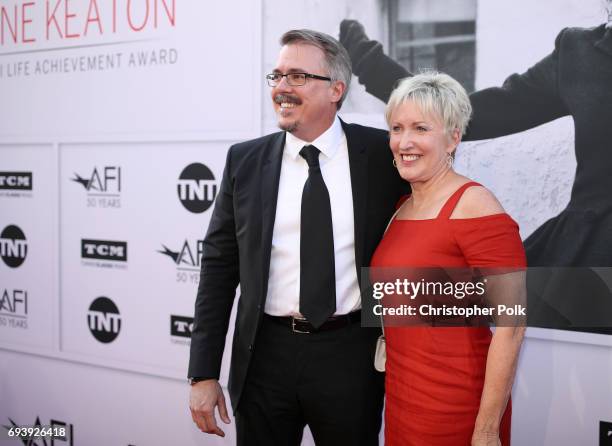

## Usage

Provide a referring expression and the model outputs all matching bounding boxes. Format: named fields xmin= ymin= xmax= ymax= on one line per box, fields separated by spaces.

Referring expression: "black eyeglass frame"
xmin=265 ymin=72 xmax=332 ymax=87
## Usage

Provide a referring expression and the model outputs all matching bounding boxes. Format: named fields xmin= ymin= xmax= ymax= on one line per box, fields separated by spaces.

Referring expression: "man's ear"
xmin=330 ymin=80 xmax=346 ymax=105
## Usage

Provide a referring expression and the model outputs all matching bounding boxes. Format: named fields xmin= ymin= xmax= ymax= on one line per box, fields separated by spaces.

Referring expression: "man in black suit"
xmin=188 ymin=29 xmax=406 ymax=445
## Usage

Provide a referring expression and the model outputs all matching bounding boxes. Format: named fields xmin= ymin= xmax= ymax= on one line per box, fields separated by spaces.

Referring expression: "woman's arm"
xmin=473 ymin=324 xmax=526 ymax=444
xmin=450 ymin=185 xmax=527 ymax=445
xmin=472 ymin=269 xmax=527 ymax=445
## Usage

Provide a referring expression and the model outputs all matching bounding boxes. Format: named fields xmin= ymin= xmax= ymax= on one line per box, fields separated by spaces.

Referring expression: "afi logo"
xmin=87 ymin=297 xmax=121 ymax=343
xmin=0 ymin=289 xmax=27 ymax=316
xmin=159 ymin=239 xmax=203 ymax=270
xmin=177 ymin=163 xmax=217 ymax=213
xmin=81 ymin=239 xmax=128 ymax=262
xmin=171 ymin=315 xmax=194 ymax=337
xmin=0 ymin=172 xmax=32 ymax=190
xmin=72 ymin=167 xmax=121 ymax=193
xmin=0 ymin=225 xmax=27 ymax=268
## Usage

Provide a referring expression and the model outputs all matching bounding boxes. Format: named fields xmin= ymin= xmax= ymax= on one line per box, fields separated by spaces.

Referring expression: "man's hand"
xmin=189 ymin=379 xmax=231 ymax=437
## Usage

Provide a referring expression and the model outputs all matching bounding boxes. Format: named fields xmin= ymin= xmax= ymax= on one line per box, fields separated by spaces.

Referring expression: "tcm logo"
xmin=81 ymin=239 xmax=127 ymax=262
xmin=0 ymin=172 xmax=32 ymax=190
xmin=0 ymin=225 xmax=27 ymax=268
xmin=171 ymin=315 xmax=193 ymax=338
xmin=158 ymin=239 xmax=203 ymax=271
xmin=601 ymin=420 xmax=612 ymax=445
xmin=3 ymin=416 xmax=74 ymax=445
xmin=87 ymin=297 xmax=121 ymax=343
xmin=177 ymin=163 xmax=217 ymax=213
xmin=0 ymin=289 xmax=27 ymax=317
xmin=71 ymin=166 xmax=121 ymax=194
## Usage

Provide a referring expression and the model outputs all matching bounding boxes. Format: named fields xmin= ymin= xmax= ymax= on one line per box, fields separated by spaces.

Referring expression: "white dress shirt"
xmin=265 ymin=116 xmax=361 ymax=317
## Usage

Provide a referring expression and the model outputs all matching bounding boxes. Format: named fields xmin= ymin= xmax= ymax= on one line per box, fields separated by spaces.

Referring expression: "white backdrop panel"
xmin=1 ymin=1 xmax=612 ymax=445
xmin=0 ymin=0 xmax=262 ymax=140
xmin=513 ymin=336 xmax=612 ymax=445
xmin=3 ymin=338 xmax=611 ymax=446
xmin=0 ymin=144 xmax=58 ymax=352
xmin=59 ymin=141 xmax=229 ymax=377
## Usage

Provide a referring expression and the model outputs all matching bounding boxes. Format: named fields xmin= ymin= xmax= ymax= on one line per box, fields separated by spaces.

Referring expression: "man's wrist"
xmin=188 ymin=377 xmax=215 ymax=385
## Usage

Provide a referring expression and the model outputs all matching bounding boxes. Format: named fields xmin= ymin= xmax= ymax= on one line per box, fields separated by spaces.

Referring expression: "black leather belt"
xmin=264 ymin=311 xmax=361 ymax=333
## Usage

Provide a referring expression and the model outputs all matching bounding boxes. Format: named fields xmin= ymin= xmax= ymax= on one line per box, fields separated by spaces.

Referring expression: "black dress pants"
xmin=235 ymin=316 xmax=384 ymax=446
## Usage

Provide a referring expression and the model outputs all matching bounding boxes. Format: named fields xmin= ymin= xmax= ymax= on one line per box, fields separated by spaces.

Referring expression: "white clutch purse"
xmin=374 ymin=334 xmax=386 ymax=372
xmin=373 ymin=204 xmax=404 ymax=373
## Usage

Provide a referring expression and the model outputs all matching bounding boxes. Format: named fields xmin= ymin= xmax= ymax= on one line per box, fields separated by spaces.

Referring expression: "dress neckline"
xmin=393 ymin=181 xmax=509 ymax=222
xmin=394 ymin=212 xmax=510 ymax=222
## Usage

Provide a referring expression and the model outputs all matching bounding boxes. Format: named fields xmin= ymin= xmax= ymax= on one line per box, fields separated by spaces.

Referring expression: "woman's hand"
xmin=471 ymin=430 xmax=501 ymax=446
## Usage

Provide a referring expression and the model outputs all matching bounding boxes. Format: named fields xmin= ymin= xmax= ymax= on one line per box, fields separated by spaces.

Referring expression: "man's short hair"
xmin=385 ymin=71 xmax=472 ymax=137
xmin=280 ymin=29 xmax=352 ymax=109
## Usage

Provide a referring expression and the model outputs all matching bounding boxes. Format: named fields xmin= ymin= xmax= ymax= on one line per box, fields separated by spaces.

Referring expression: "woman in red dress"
xmin=370 ymin=72 xmax=526 ymax=445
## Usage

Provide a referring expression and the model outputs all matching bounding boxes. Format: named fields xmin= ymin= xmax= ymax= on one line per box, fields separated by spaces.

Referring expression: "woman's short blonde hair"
xmin=385 ymin=71 xmax=472 ymax=137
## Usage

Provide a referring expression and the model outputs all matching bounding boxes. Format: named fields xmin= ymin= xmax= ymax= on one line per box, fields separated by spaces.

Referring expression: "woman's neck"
xmin=409 ymin=168 xmax=457 ymax=207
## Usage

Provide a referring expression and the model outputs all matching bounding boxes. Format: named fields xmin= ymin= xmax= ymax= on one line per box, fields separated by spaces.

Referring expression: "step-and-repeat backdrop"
xmin=1 ymin=0 xmax=611 ymax=445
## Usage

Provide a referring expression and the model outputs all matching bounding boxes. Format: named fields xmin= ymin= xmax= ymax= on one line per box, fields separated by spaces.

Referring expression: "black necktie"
xmin=299 ymin=145 xmax=336 ymax=328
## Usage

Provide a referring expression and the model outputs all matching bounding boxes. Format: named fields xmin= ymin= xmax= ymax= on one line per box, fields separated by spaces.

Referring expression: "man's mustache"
xmin=274 ymin=94 xmax=302 ymax=105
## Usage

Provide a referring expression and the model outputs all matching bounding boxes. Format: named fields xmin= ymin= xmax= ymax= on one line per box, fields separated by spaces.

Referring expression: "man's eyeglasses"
xmin=266 ymin=72 xmax=332 ymax=87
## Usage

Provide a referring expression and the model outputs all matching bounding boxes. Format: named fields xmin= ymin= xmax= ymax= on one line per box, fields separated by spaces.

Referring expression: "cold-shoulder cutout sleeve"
xmin=452 ymin=215 xmax=527 ymax=270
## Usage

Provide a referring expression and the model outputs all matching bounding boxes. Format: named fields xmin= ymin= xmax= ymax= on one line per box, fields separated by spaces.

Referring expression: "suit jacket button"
xmin=248 ymin=344 xmax=253 ymax=352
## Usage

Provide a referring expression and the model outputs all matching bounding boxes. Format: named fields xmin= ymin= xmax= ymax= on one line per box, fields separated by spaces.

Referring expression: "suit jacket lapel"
xmin=342 ymin=119 xmax=369 ymax=275
xmin=260 ymin=132 xmax=285 ymax=301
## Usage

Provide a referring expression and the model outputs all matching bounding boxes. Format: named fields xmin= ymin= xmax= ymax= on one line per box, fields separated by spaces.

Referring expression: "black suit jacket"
xmin=188 ymin=119 xmax=407 ymax=410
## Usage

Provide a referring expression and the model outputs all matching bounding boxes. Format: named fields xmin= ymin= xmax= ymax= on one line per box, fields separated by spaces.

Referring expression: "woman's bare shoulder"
xmin=450 ymin=183 xmax=505 ymax=219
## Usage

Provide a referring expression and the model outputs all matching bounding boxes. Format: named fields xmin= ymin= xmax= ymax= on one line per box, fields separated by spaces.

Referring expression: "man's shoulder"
xmin=342 ymin=120 xmax=388 ymax=137
xmin=230 ymin=131 xmax=284 ymax=155
xmin=229 ymin=132 xmax=285 ymax=165
xmin=341 ymin=120 xmax=389 ymax=146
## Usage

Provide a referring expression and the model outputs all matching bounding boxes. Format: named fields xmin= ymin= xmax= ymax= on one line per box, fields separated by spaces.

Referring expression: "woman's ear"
xmin=448 ymin=128 xmax=461 ymax=151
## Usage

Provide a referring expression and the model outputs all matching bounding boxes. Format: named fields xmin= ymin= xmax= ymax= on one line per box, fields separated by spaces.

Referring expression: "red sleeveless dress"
xmin=370 ymin=182 xmax=526 ymax=446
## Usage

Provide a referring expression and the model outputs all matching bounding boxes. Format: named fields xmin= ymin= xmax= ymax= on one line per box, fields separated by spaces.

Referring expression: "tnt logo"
xmin=177 ymin=163 xmax=217 ymax=213
xmin=72 ymin=167 xmax=121 ymax=193
xmin=81 ymin=239 xmax=127 ymax=262
xmin=0 ymin=225 xmax=27 ymax=268
xmin=0 ymin=172 xmax=32 ymax=190
xmin=87 ymin=297 xmax=121 ymax=343
xmin=171 ymin=315 xmax=193 ymax=338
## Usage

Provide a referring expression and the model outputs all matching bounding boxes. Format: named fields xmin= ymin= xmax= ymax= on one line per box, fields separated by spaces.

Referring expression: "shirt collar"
xmin=285 ymin=115 xmax=343 ymax=161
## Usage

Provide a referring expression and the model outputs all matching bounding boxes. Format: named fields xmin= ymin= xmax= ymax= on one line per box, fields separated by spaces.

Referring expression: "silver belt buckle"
xmin=291 ymin=316 xmax=310 ymax=334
